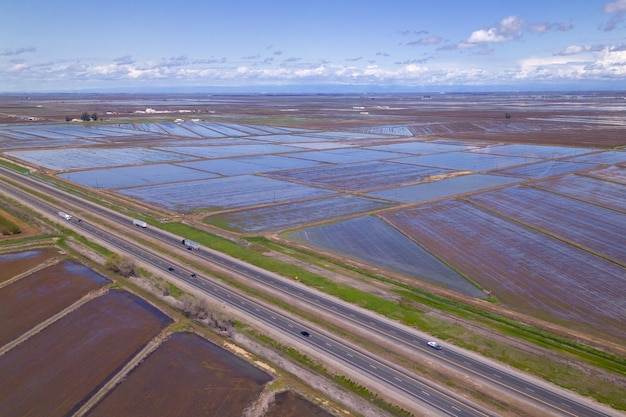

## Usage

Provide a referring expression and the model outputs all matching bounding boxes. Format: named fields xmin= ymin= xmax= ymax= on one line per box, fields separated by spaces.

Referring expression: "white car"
xmin=427 ymin=341 xmax=443 ymax=350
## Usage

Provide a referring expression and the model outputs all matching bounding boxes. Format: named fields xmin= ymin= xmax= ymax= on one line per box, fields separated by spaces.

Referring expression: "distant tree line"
xmin=65 ymin=112 xmax=99 ymax=122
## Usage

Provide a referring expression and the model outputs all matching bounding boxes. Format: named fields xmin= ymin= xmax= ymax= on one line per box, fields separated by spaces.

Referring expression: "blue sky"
xmin=2 ymin=0 xmax=625 ymax=92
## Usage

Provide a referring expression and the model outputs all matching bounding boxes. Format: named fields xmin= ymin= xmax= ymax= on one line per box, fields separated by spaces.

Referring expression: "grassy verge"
xmin=0 ymin=213 xmax=20 ymax=235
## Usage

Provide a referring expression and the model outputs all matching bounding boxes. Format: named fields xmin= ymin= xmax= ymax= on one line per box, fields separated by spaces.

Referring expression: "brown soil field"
xmin=0 ymin=247 xmax=62 ymax=283
xmin=0 ymin=259 xmax=111 ymax=346
xmin=0 ymin=289 xmax=172 ymax=417
xmin=265 ymin=390 xmax=336 ymax=417
xmin=87 ymin=331 xmax=272 ymax=417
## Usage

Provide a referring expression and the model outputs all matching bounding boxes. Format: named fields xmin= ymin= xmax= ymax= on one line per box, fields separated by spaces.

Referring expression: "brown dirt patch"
xmin=0 ymin=259 xmax=110 ymax=346
xmin=265 ymin=390 xmax=337 ymax=417
xmin=0 ymin=289 xmax=172 ymax=417
xmin=87 ymin=331 xmax=272 ymax=417
xmin=0 ymin=247 xmax=62 ymax=283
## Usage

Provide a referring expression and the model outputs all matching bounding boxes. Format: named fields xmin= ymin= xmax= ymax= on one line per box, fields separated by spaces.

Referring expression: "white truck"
xmin=133 ymin=219 xmax=147 ymax=228
xmin=58 ymin=211 xmax=72 ymax=221
xmin=181 ymin=238 xmax=200 ymax=250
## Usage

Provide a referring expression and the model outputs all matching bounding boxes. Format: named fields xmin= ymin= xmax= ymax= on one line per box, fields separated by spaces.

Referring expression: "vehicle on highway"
xmin=427 ymin=341 xmax=443 ymax=350
xmin=181 ymin=238 xmax=200 ymax=250
xmin=58 ymin=211 xmax=72 ymax=221
xmin=168 ymin=267 xmax=174 ymax=272
xmin=190 ymin=273 xmax=197 ymax=278
xmin=300 ymin=330 xmax=310 ymax=337
xmin=133 ymin=219 xmax=147 ymax=228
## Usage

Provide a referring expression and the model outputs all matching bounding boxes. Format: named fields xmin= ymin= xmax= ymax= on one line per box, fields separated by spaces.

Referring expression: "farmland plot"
xmin=118 ymin=175 xmax=335 ymax=211
xmin=287 ymin=148 xmax=407 ymax=164
xmin=0 ymin=135 xmax=95 ymax=149
xmin=300 ymin=131 xmax=391 ymax=140
xmin=0 ymin=248 xmax=61 ymax=282
xmin=493 ymin=160 xmax=595 ymax=179
xmin=86 ymin=332 xmax=272 ymax=417
xmin=195 ymin=121 xmax=250 ymax=136
xmin=286 ymin=216 xmax=485 ymax=297
xmin=58 ymin=163 xmax=219 ymax=189
xmin=86 ymin=125 xmax=155 ymax=137
xmin=155 ymin=143 xmax=301 ymax=159
xmin=585 ymin=165 xmax=626 ymax=185
xmin=565 ymin=150 xmax=626 ymax=165
xmin=534 ymin=174 xmax=626 ymax=213
xmin=170 ymin=121 xmax=228 ymax=138
xmin=354 ymin=125 xmax=414 ymax=136
xmin=368 ymin=174 xmax=521 ymax=203
xmin=396 ymin=151 xmax=532 ymax=171
xmin=0 ymin=129 xmax=50 ymax=140
xmin=219 ymin=122 xmax=281 ymax=135
xmin=0 ymin=260 xmax=111 ymax=346
xmin=24 ymin=126 xmax=105 ymax=139
xmin=244 ymin=134 xmax=329 ymax=143
xmin=154 ymin=122 xmax=203 ymax=137
xmin=7 ymin=147 xmax=191 ymax=170
xmin=286 ymin=141 xmax=357 ymax=150
xmin=5 ymin=126 xmax=82 ymax=140
xmin=471 ymin=143 xmax=595 ymax=159
xmin=179 ymin=154 xmax=323 ymax=176
xmin=127 ymin=123 xmax=168 ymax=134
xmin=382 ymin=200 xmax=626 ymax=342
xmin=366 ymin=141 xmax=475 ymax=155
xmin=0 ymin=290 xmax=172 ymax=417
xmin=208 ymin=195 xmax=396 ymax=233
xmin=268 ymin=161 xmax=455 ymax=192
xmin=466 ymin=185 xmax=626 ymax=265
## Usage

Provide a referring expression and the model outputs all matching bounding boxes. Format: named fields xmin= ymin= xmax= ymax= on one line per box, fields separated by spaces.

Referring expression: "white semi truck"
xmin=58 ymin=211 xmax=72 ymax=221
xmin=133 ymin=219 xmax=148 ymax=228
xmin=181 ymin=238 xmax=200 ymax=250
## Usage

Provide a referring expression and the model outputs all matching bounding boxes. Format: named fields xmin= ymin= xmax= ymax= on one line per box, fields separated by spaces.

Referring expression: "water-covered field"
xmin=2 ymin=93 xmax=625 ymax=343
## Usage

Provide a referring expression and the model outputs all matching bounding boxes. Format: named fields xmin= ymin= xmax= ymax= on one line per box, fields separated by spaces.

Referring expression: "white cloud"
xmin=406 ymin=36 xmax=443 ymax=46
xmin=558 ymin=45 xmax=591 ymax=55
xmin=2 ymin=40 xmax=625 ymax=90
xmin=601 ymin=0 xmax=626 ymax=30
xmin=517 ymin=44 xmax=626 ymax=80
xmin=0 ymin=46 xmax=36 ymax=57
xmin=467 ymin=16 xmax=525 ymax=44
xmin=604 ymin=0 xmax=626 ymax=13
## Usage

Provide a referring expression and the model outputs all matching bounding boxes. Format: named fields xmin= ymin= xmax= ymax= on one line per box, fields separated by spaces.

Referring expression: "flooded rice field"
xmin=382 ymin=200 xmax=626 ymax=340
xmin=1 ymin=93 xmax=625 ymax=344
xmin=368 ymin=173 xmax=521 ymax=202
xmin=287 ymin=216 xmax=486 ymax=298
xmin=268 ymin=161 xmax=457 ymax=192
xmin=118 ymin=175 xmax=336 ymax=211
xmin=208 ymin=194 xmax=395 ymax=233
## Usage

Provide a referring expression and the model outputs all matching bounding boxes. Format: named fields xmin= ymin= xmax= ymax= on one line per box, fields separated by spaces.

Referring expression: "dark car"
xmin=190 ymin=273 xmax=197 ymax=278
xmin=300 ymin=330 xmax=310 ymax=337
xmin=168 ymin=267 xmax=174 ymax=272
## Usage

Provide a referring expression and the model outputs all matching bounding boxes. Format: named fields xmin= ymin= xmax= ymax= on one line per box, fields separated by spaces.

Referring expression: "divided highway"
xmin=0 ymin=166 xmax=619 ymax=417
